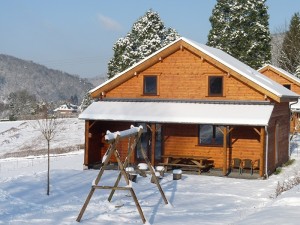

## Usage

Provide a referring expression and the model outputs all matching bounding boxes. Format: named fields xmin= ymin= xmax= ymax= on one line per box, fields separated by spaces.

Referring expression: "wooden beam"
xmin=88 ymin=120 xmax=97 ymax=129
xmin=151 ymin=124 xmax=156 ymax=166
xmin=84 ymin=121 xmax=90 ymax=165
xmin=253 ymin=128 xmax=261 ymax=136
xmin=223 ymin=126 xmax=228 ymax=175
xmin=260 ymin=127 xmax=266 ymax=177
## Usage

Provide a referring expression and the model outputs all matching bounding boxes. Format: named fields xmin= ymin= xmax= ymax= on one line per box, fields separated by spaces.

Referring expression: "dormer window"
xmin=143 ymin=76 xmax=157 ymax=95
xmin=208 ymin=76 xmax=223 ymax=96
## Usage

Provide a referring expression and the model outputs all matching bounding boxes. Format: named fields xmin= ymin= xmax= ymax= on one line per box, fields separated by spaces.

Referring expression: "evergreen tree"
xmin=296 ymin=65 xmax=300 ymax=78
xmin=279 ymin=13 xmax=300 ymax=75
xmin=80 ymin=92 xmax=93 ymax=111
xmin=107 ymin=9 xmax=180 ymax=79
xmin=207 ymin=0 xmax=271 ymax=69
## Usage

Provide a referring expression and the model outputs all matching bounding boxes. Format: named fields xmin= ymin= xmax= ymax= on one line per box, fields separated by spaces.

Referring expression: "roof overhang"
xmin=79 ymin=101 xmax=274 ymax=126
xmin=90 ymin=38 xmax=299 ymax=103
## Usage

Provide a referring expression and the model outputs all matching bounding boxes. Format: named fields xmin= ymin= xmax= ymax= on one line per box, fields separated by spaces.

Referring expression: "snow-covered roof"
xmin=291 ymin=100 xmax=300 ymax=112
xmin=258 ymin=64 xmax=300 ymax=85
xmin=79 ymin=101 xmax=274 ymax=126
xmin=90 ymin=37 xmax=299 ymax=100
xmin=183 ymin=38 xmax=298 ymax=99
xmin=54 ymin=104 xmax=78 ymax=112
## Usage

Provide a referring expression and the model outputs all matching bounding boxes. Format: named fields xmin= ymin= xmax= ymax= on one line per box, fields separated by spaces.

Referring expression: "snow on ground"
xmin=0 ymin=118 xmax=84 ymax=158
xmin=0 ymin=120 xmax=300 ymax=224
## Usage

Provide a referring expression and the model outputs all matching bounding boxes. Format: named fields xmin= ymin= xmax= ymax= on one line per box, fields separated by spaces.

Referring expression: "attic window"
xmin=208 ymin=76 xmax=223 ymax=96
xmin=283 ymin=84 xmax=291 ymax=90
xmin=143 ymin=76 xmax=157 ymax=95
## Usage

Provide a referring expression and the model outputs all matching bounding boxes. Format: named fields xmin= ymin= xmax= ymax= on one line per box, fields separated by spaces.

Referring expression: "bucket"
xmin=128 ymin=173 xmax=137 ymax=182
xmin=156 ymin=166 xmax=165 ymax=177
xmin=173 ymin=169 xmax=182 ymax=180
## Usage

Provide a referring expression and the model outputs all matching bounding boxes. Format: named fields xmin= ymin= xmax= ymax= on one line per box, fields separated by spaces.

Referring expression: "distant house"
xmin=54 ymin=103 xmax=78 ymax=115
xmin=80 ymin=37 xmax=299 ymax=177
xmin=258 ymin=64 xmax=300 ymax=132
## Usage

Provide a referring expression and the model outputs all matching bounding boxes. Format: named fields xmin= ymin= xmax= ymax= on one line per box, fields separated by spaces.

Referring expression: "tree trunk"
xmin=47 ymin=140 xmax=50 ymax=195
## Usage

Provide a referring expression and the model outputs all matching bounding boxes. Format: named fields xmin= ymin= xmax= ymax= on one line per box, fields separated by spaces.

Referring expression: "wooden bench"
xmin=159 ymin=155 xmax=213 ymax=175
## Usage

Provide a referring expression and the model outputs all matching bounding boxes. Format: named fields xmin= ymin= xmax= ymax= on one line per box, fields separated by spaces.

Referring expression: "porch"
xmin=79 ymin=99 xmax=274 ymax=178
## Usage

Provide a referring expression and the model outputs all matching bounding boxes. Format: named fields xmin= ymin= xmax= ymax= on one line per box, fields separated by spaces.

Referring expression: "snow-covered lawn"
xmin=0 ymin=119 xmax=300 ymax=224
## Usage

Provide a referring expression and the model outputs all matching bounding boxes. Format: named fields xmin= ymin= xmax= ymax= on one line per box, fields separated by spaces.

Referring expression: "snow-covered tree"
xmin=279 ymin=13 xmax=300 ymax=75
xmin=80 ymin=92 xmax=93 ymax=111
xmin=207 ymin=0 xmax=271 ymax=69
xmin=107 ymin=9 xmax=180 ymax=79
xmin=296 ymin=65 xmax=300 ymax=78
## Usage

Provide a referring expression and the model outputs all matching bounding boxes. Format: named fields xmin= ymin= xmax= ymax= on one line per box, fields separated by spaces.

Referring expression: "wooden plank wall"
xmin=230 ymin=126 xmax=262 ymax=169
xmin=106 ymin=48 xmax=265 ymax=101
xmin=163 ymin=124 xmax=263 ymax=170
xmin=267 ymin=102 xmax=290 ymax=174
xmin=261 ymin=70 xmax=300 ymax=94
xmin=85 ymin=121 xmax=132 ymax=166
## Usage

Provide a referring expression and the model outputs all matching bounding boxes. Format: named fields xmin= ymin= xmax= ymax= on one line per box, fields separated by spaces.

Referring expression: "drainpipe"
xmin=265 ymin=125 xmax=269 ymax=179
xmin=289 ymin=98 xmax=299 ymax=156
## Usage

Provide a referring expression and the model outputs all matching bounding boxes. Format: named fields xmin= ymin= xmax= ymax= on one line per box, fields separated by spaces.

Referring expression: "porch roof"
xmin=79 ymin=100 xmax=274 ymax=126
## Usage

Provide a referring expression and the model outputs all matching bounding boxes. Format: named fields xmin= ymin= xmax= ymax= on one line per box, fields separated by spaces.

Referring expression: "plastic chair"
xmin=232 ymin=158 xmax=242 ymax=174
xmin=252 ymin=159 xmax=260 ymax=173
xmin=242 ymin=159 xmax=253 ymax=175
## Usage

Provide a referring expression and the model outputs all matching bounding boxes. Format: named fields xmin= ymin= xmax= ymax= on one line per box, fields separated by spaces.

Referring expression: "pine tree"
xmin=207 ymin=0 xmax=271 ymax=69
xmin=80 ymin=92 xmax=93 ymax=111
xmin=107 ymin=9 xmax=180 ymax=79
xmin=279 ymin=13 xmax=300 ymax=75
xmin=296 ymin=65 xmax=300 ymax=78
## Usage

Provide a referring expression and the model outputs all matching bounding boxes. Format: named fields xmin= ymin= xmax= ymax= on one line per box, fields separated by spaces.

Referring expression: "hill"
xmin=0 ymin=54 xmax=94 ymax=103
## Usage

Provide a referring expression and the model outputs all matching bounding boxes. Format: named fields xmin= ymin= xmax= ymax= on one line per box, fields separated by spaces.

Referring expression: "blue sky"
xmin=0 ymin=0 xmax=299 ymax=78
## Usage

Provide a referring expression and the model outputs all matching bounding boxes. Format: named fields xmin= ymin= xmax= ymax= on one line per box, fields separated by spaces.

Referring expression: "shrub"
xmin=283 ymin=159 xmax=295 ymax=167
xmin=274 ymin=167 xmax=282 ymax=175
xmin=271 ymin=173 xmax=300 ymax=198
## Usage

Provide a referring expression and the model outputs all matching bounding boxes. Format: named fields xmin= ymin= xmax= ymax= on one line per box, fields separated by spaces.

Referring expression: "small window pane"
xmin=144 ymin=76 xmax=157 ymax=95
xmin=199 ymin=125 xmax=224 ymax=146
xmin=214 ymin=127 xmax=224 ymax=145
xmin=209 ymin=76 xmax=223 ymax=96
xmin=199 ymin=125 xmax=213 ymax=145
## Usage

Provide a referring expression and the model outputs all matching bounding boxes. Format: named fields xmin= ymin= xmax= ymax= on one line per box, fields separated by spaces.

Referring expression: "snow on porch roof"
xmin=79 ymin=101 xmax=274 ymax=126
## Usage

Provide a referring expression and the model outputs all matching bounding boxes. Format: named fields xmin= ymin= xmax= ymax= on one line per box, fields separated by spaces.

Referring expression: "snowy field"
xmin=0 ymin=119 xmax=300 ymax=224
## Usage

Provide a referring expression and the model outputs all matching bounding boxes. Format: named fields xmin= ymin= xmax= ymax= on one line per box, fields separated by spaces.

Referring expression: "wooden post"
xmin=76 ymin=136 xmax=120 ymax=222
xmin=223 ymin=126 xmax=228 ymax=175
xmin=140 ymin=144 xmax=168 ymax=205
xmin=151 ymin=124 xmax=156 ymax=166
xmin=260 ymin=127 xmax=266 ymax=177
xmin=84 ymin=121 xmax=90 ymax=166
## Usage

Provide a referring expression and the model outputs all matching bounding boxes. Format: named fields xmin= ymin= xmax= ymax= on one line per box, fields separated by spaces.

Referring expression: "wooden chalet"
xmin=258 ymin=64 xmax=300 ymax=133
xmin=80 ymin=37 xmax=299 ymax=177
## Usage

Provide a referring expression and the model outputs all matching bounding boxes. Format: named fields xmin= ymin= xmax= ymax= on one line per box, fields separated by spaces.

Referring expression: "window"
xmin=144 ymin=76 xmax=157 ymax=95
xmin=283 ymin=84 xmax=291 ymax=90
xmin=199 ymin=125 xmax=224 ymax=146
xmin=208 ymin=76 xmax=223 ymax=96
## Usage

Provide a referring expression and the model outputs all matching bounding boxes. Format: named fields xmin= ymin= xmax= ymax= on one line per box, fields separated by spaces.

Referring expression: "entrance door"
xmin=136 ymin=123 xmax=151 ymax=162
xmin=136 ymin=123 xmax=163 ymax=164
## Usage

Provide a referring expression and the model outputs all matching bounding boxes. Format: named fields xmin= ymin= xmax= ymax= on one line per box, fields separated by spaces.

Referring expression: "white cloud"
xmin=97 ymin=14 xmax=122 ymax=31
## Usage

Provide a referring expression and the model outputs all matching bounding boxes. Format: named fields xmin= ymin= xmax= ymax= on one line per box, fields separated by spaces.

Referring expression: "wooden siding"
xmin=260 ymin=69 xmax=300 ymax=94
xmin=266 ymin=102 xmax=290 ymax=174
xmin=84 ymin=121 xmax=132 ymax=166
xmin=230 ymin=126 xmax=262 ymax=175
xmin=106 ymin=48 xmax=266 ymax=101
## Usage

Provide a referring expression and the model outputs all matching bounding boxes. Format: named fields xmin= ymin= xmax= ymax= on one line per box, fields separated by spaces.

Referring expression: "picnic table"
xmin=158 ymin=155 xmax=213 ymax=174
